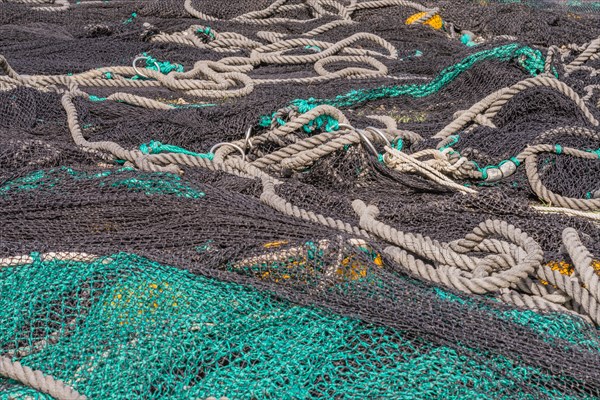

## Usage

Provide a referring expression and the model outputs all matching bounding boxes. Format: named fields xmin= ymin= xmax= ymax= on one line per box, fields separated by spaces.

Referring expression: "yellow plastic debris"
xmin=405 ymin=12 xmax=443 ymax=30
xmin=263 ymin=240 xmax=289 ymax=248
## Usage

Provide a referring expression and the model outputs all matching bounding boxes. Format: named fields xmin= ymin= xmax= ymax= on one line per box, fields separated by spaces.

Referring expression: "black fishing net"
xmin=1 ymin=0 xmax=600 ymax=399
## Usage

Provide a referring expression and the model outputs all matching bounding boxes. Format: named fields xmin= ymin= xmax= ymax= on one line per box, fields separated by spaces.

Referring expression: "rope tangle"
xmin=2 ymin=2 xmax=600 ymax=397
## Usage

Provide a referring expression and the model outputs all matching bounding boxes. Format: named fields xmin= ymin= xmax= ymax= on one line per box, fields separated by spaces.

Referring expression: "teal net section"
xmin=2 ymin=253 xmax=600 ymax=399
xmin=0 ymin=167 xmax=205 ymax=199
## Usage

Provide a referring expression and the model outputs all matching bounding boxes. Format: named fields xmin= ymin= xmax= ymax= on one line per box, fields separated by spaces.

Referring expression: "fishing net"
xmin=1 ymin=0 xmax=600 ymax=399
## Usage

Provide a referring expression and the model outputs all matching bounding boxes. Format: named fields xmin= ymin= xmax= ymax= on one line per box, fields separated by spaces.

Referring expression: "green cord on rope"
xmin=259 ymin=112 xmax=339 ymax=133
xmin=196 ymin=27 xmax=215 ymax=42
xmin=131 ymin=53 xmax=184 ymax=81
xmin=472 ymin=146 xmax=599 ymax=183
xmin=393 ymin=138 xmax=404 ymax=151
xmin=587 ymin=148 xmax=600 ymax=158
xmin=555 ymin=144 xmax=563 ymax=154
xmin=305 ymin=45 xmax=322 ymax=52
xmin=508 ymin=157 xmax=521 ymax=166
xmin=371 ymin=140 xmax=404 ymax=164
xmin=473 ymin=157 xmax=522 ymax=180
xmin=259 ymin=115 xmax=272 ymax=127
xmin=139 ymin=140 xmax=214 ymax=160
xmin=471 ymin=142 xmax=600 ymax=181
xmin=472 ymin=161 xmax=491 ymax=180
xmin=89 ymin=95 xmax=107 ymax=102
xmin=260 ymin=44 xmax=545 ymax=133
xmin=439 ymin=135 xmax=460 ymax=152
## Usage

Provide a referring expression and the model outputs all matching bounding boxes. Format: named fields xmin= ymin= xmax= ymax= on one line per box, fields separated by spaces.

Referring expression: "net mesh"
xmin=1 ymin=0 xmax=600 ymax=399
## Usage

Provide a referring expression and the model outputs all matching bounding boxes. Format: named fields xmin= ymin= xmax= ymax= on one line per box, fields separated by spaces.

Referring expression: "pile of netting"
xmin=1 ymin=0 xmax=600 ymax=398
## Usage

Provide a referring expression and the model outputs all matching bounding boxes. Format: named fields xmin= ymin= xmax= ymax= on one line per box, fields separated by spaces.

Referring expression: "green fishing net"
xmin=2 ymin=253 xmax=600 ymax=399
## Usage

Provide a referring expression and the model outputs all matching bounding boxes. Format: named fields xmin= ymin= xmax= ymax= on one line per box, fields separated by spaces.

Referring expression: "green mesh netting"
xmin=2 ymin=253 xmax=599 ymax=399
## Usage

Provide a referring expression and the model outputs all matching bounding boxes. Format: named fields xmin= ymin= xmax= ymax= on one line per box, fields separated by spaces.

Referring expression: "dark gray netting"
xmin=1 ymin=0 xmax=600 ymax=399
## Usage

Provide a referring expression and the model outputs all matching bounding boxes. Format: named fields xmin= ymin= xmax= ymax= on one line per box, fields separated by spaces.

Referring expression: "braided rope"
xmin=532 ymin=206 xmax=600 ymax=221
xmin=434 ymin=75 xmax=599 ymax=140
xmin=563 ymin=229 xmax=600 ymax=304
xmin=0 ymin=357 xmax=86 ymax=400
xmin=525 ymin=151 xmax=600 ymax=212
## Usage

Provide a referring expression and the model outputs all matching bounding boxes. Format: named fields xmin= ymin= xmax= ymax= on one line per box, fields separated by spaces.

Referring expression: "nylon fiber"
xmin=1 ymin=0 xmax=600 ymax=399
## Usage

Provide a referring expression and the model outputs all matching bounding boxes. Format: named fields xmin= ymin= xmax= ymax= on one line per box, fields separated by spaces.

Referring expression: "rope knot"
xmin=351 ymin=199 xmax=380 ymax=224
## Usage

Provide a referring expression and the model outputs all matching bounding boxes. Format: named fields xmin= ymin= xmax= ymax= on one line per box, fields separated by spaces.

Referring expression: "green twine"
xmin=123 ymin=12 xmax=137 ymax=24
xmin=399 ymin=50 xmax=424 ymax=61
xmin=307 ymin=44 xmax=545 ymax=107
xmin=89 ymin=95 xmax=107 ymax=102
xmin=139 ymin=140 xmax=214 ymax=160
xmin=393 ymin=138 xmax=404 ymax=151
xmin=103 ymin=72 xmax=113 ymax=80
xmin=439 ymin=135 xmax=460 ymax=152
xmin=261 ymin=111 xmax=339 ymax=133
xmin=304 ymin=45 xmax=322 ymax=52
xmin=472 ymin=161 xmax=491 ymax=180
xmin=555 ymin=144 xmax=563 ymax=154
xmin=587 ymin=148 xmax=600 ymax=158
xmin=131 ymin=53 xmax=184 ymax=80
xmin=497 ymin=157 xmax=521 ymax=167
xmin=260 ymin=44 xmax=545 ymax=133
xmin=377 ymin=138 xmax=403 ymax=162
xmin=508 ymin=157 xmax=521 ymax=166
xmin=196 ymin=26 xmax=215 ymax=42
xmin=259 ymin=115 xmax=272 ymax=127
xmin=474 ymin=157 xmax=521 ymax=180
xmin=460 ymin=34 xmax=477 ymax=47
